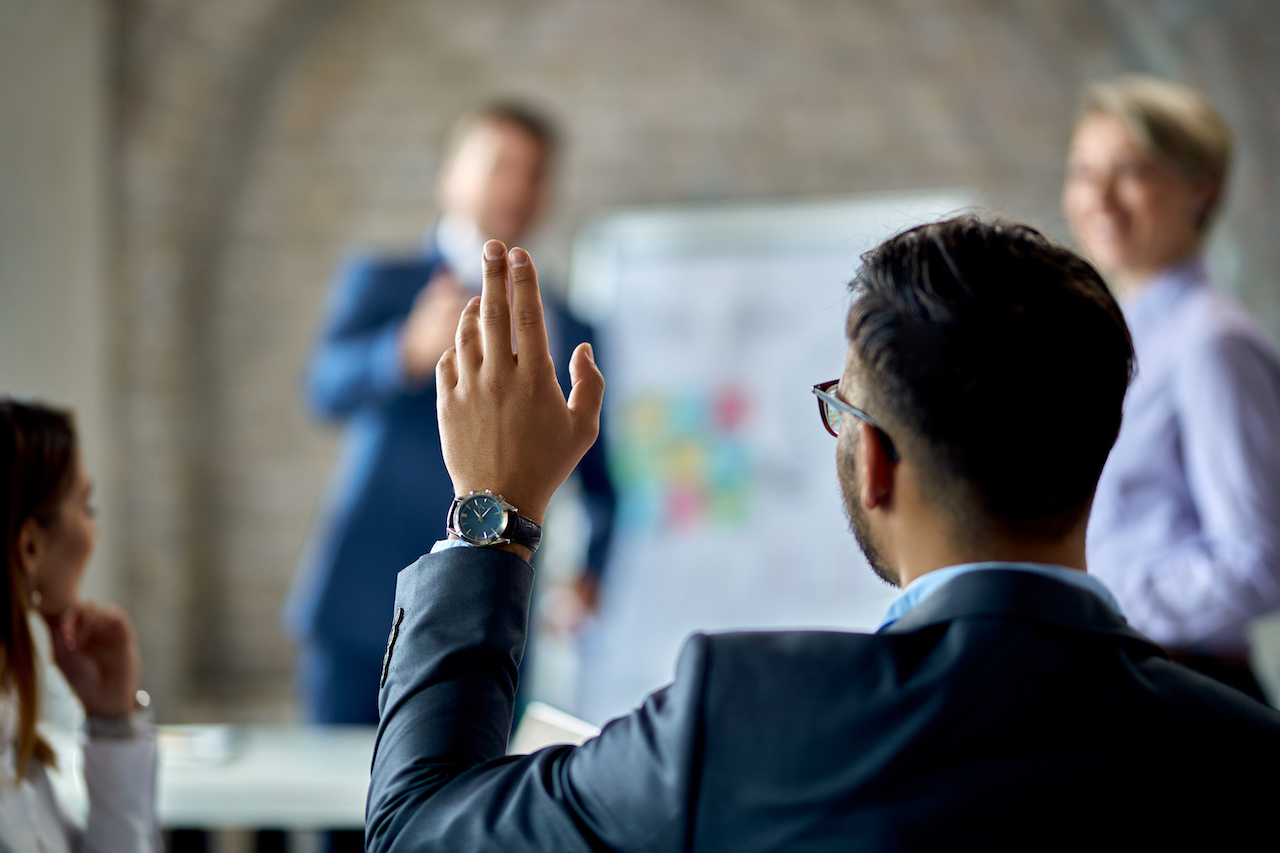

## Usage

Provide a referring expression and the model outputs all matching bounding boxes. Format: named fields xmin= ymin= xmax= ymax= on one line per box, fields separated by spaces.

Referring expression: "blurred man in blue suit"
xmin=285 ymin=103 xmax=615 ymax=725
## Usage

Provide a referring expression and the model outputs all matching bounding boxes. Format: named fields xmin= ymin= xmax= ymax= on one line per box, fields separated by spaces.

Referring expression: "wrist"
xmin=84 ymin=690 xmax=152 ymax=740
xmin=83 ymin=698 xmax=136 ymax=718
xmin=451 ymin=487 xmax=546 ymax=525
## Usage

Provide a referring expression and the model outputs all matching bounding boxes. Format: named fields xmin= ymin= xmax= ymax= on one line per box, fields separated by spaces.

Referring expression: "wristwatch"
xmin=84 ymin=689 xmax=153 ymax=740
xmin=446 ymin=490 xmax=542 ymax=553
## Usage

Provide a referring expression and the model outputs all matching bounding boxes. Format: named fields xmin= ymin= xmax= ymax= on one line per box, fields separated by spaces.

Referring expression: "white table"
xmin=48 ymin=725 xmax=376 ymax=830
xmin=46 ymin=704 xmax=597 ymax=831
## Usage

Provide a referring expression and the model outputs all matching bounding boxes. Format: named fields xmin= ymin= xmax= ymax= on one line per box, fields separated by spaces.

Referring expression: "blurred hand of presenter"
xmin=400 ymin=270 xmax=468 ymax=382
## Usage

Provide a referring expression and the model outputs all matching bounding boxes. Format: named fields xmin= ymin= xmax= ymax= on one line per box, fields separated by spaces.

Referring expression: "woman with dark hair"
xmin=1 ymin=398 xmax=157 ymax=851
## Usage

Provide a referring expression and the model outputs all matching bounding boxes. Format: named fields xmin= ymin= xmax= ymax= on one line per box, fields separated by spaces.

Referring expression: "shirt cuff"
xmin=82 ymin=726 xmax=158 ymax=851
xmin=430 ymin=538 xmax=474 ymax=554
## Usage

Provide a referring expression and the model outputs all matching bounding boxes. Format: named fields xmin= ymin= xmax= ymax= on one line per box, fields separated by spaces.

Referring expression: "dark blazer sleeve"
xmin=304 ymin=254 xmax=425 ymax=421
xmin=366 ymin=547 xmax=706 ymax=853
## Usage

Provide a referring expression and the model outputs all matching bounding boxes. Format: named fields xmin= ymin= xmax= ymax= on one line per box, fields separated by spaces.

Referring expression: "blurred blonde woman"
xmin=1 ymin=398 xmax=157 ymax=851
xmin=1063 ymin=76 xmax=1280 ymax=698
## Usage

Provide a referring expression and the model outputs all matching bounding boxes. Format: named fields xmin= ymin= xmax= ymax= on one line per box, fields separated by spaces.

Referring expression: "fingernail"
xmin=585 ymin=343 xmax=595 ymax=361
xmin=510 ymin=247 xmax=529 ymax=267
xmin=484 ymin=240 xmax=504 ymax=260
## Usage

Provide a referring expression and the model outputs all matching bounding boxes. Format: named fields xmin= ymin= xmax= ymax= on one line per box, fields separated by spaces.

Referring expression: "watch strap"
xmin=505 ymin=508 xmax=542 ymax=553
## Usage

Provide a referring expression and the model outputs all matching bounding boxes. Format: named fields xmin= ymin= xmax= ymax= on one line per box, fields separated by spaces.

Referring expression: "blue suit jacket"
xmin=368 ymin=551 xmax=1280 ymax=851
xmin=285 ymin=247 xmax=616 ymax=659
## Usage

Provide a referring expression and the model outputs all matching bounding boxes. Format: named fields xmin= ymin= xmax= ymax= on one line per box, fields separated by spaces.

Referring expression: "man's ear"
xmin=858 ymin=421 xmax=897 ymax=510
xmin=16 ymin=517 xmax=45 ymax=581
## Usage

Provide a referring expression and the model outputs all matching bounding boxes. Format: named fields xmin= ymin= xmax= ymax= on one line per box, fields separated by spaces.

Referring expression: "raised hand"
xmin=401 ymin=269 xmax=471 ymax=381
xmin=45 ymin=602 xmax=141 ymax=719
xmin=435 ymin=241 xmax=605 ymax=550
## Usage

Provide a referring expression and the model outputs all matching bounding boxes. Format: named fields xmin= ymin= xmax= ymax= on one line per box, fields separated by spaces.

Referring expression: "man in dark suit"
xmin=284 ymin=103 xmax=614 ymax=725
xmin=367 ymin=217 xmax=1280 ymax=851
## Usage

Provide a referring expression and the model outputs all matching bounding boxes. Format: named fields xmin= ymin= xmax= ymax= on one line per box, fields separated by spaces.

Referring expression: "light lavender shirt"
xmin=1087 ymin=255 xmax=1280 ymax=653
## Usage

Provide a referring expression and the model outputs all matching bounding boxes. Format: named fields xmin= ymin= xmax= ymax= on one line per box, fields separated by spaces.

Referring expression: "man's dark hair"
xmin=847 ymin=215 xmax=1135 ymax=542
xmin=442 ymin=100 xmax=559 ymax=164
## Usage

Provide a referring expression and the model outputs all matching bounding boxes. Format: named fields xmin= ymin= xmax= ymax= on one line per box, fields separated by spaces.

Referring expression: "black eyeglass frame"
xmin=811 ymin=380 xmax=901 ymax=463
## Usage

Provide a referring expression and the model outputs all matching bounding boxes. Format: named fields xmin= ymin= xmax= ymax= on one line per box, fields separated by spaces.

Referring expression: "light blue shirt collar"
xmin=878 ymin=562 xmax=1124 ymax=631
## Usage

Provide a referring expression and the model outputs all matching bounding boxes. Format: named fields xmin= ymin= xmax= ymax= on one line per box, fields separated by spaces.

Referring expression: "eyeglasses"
xmin=811 ymin=380 xmax=900 ymax=462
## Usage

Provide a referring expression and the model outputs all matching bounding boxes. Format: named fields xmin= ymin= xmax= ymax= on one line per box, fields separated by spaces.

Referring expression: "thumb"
xmin=566 ymin=342 xmax=604 ymax=443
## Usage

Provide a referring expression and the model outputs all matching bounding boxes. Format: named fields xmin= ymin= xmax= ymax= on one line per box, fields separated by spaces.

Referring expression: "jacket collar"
xmin=879 ymin=568 xmax=1165 ymax=655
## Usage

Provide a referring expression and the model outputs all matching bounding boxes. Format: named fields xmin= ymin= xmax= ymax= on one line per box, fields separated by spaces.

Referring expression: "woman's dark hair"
xmin=1 ymin=398 xmax=78 ymax=776
xmin=847 ymin=215 xmax=1135 ymax=542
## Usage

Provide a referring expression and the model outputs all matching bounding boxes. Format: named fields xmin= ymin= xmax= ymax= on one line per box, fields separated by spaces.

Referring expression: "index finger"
xmin=509 ymin=247 xmax=552 ymax=372
xmin=481 ymin=239 xmax=513 ymax=363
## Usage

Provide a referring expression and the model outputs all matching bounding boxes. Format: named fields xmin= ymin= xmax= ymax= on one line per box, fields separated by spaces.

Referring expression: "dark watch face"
xmin=456 ymin=493 xmax=507 ymax=543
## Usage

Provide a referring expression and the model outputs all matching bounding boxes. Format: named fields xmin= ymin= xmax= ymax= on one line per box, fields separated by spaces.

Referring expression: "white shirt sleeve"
xmin=79 ymin=727 xmax=160 ymax=853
